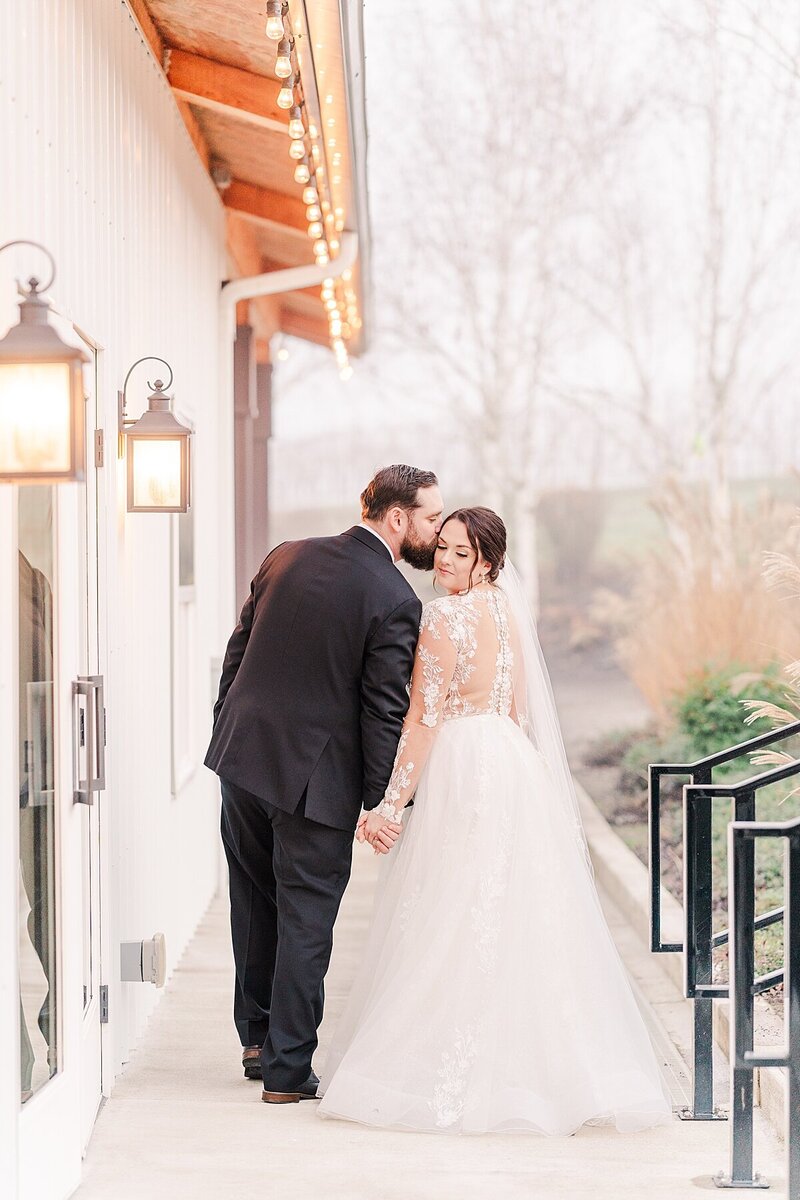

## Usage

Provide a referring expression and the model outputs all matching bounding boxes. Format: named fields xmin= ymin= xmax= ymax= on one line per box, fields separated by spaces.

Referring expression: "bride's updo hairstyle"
xmin=440 ymin=507 xmax=507 ymax=585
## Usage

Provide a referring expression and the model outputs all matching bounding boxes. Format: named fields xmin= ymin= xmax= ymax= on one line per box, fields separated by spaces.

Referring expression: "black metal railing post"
xmin=648 ymin=720 xmax=800 ymax=1126
xmin=715 ymin=791 xmax=766 ymax=1189
xmin=683 ymin=768 xmax=719 ymax=1120
xmin=788 ymin=832 xmax=800 ymax=1200
xmin=724 ymin=815 xmax=800 ymax=1197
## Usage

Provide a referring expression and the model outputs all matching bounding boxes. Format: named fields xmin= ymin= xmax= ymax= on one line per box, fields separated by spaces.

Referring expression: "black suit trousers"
xmin=220 ymin=777 xmax=354 ymax=1091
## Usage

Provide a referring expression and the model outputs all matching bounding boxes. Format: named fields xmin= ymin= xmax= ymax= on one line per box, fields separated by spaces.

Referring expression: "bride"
xmin=317 ymin=506 xmax=671 ymax=1135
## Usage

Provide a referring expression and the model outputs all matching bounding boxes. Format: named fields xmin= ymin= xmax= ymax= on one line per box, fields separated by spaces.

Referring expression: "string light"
xmin=288 ymin=105 xmax=305 ymax=140
xmin=277 ymin=77 xmax=295 ymax=108
xmin=275 ymin=37 xmax=294 ymax=78
xmin=265 ymin=0 xmax=287 ymax=40
xmin=265 ymin=9 xmax=363 ymax=371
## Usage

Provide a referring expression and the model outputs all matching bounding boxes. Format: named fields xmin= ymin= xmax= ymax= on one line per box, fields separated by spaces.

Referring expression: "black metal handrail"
xmin=722 ymin=814 xmax=800 ymax=1194
xmin=685 ymin=761 xmax=800 ymax=1188
xmin=647 ymin=721 xmax=800 ymax=1130
xmin=649 ymin=720 xmax=800 ymax=954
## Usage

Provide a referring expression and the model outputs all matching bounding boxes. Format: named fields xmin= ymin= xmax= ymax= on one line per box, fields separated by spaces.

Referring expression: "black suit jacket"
xmin=204 ymin=526 xmax=422 ymax=831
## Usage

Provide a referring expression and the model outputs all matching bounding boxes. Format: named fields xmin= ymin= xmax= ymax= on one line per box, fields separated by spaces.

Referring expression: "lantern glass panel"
xmin=0 ymin=362 xmax=73 ymax=476
xmin=130 ymin=437 xmax=182 ymax=510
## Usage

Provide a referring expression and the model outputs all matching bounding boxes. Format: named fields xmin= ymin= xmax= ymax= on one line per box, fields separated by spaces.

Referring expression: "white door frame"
xmin=17 ymin=326 xmax=107 ymax=1200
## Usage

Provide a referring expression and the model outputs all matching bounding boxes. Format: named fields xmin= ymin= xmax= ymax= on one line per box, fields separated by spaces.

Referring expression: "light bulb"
xmin=265 ymin=1 xmax=285 ymax=40
xmin=308 ymin=221 xmax=323 ymax=239
xmin=294 ymin=162 xmax=310 ymax=183
xmin=329 ymin=238 xmax=340 ymax=253
xmin=313 ymin=238 xmax=328 ymax=256
xmin=330 ymin=319 xmax=342 ymax=337
xmin=277 ymin=345 xmax=289 ymax=361
xmin=306 ymin=204 xmax=322 ymax=221
xmin=316 ymin=251 xmax=329 ymax=265
xmin=308 ymin=124 xmax=318 ymax=139
xmin=289 ymin=139 xmax=306 ymax=160
xmin=288 ymin=106 xmax=305 ymax=139
xmin=277 ymin=79 xmax=294 ymax=108
xmin=275 ymin=38 xmax=293 ymax=78
xmin=302 ymin=185 xmax=318 ymax=206
xmin=325 ymin=297 xmax=337 ymax=311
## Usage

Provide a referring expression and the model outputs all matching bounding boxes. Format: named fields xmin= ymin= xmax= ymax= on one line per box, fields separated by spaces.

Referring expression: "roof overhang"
xmin=125 ymin=0 xmax=370 ymax=365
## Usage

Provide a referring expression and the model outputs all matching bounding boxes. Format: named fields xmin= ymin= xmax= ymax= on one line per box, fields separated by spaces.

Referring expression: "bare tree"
xmin=559 ymin=0 xmax=800 ymax=565
xmin=365 ymin=0 xmax=645 ymax=607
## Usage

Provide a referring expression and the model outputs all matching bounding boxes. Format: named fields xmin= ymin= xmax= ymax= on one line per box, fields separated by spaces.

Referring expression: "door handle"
xmin=25 ymin=680 xmax=54 ymax=808
xmin=72 ymin=674 xmax=105 ymax=804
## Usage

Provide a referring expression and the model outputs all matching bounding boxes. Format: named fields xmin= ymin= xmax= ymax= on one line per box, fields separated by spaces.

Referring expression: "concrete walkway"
xmin=76 ymin=849 xmax=787 ymax=1200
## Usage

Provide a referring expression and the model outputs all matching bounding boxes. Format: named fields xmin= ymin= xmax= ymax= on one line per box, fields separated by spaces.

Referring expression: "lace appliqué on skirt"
xmin=470 ymin=810 xmax=512 ymax=974
xmin=430 ymin=1026 xmax=479 ymax=1129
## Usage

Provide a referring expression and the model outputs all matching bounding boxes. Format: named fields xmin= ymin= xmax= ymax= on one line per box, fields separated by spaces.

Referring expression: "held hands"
xmin=356 ymin=810 xmax=403 ymax=855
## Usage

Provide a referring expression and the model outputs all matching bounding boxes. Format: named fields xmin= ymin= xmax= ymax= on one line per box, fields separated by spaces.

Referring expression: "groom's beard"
xmin=400 ymin=530 xmax=437 ymax=571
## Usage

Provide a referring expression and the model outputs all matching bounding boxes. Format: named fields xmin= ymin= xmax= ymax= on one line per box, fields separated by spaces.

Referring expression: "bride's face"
xmin=434 ymin=520 xmax=490 ymax=594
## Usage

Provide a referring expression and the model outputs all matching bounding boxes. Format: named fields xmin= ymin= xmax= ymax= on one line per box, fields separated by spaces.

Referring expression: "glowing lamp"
xmin=265 ymin=0 xmax=286 ymax=40
xmin=0 ymin=241 xmax=89 ymax=483
xmin=119 ymin=358 xmax=192 ymax=513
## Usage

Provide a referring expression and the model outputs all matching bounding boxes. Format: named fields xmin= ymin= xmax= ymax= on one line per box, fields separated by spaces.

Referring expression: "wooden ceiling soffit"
xmin=166 ymin=49 xmax=286 ymax=133
xmin=223 ymin=179 xmax=306 ymax=236
xmin=279 ymin=306 xmax=329 ymax=348
xmin=226 ymin=215 xmax=281 ymax=341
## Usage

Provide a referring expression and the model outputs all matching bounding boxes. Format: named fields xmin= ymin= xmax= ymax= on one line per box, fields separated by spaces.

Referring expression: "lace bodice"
xmin=376 ymin=585 xmax=525 ymax=821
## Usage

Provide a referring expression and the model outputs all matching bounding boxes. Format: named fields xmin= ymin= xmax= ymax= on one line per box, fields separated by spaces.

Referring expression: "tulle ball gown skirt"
xmin=318 ymin=713 xmax=672 ymax=1135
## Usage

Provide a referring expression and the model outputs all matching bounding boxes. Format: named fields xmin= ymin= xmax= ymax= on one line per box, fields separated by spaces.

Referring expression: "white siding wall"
xmin=0 ymin=0 xmax=235 ymax=1124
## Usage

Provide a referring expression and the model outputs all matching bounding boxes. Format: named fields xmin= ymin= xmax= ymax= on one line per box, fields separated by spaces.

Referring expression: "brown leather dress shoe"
xmin=242 ymin=1046 xmax=262 ymax=1080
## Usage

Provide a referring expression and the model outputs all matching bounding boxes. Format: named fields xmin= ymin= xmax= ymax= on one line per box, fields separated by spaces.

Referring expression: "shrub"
xmin=674 ymin=665 xmax=788 ymax=755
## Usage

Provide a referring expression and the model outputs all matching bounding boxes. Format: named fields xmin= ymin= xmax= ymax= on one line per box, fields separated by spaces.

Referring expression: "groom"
xmin=205 ymin=465 xmax=443 ymax=1102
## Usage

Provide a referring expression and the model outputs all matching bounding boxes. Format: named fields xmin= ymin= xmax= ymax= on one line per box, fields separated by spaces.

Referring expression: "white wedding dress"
xmin=318 ymin=579 xmax=671 ymax=1135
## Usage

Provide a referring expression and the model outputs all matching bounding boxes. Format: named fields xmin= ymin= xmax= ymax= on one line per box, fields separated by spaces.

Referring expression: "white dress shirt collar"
xmin=359 ymin=522 xmax=397 ymax=562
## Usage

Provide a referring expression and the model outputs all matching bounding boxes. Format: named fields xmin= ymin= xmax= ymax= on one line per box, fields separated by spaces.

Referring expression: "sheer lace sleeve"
xmin=374 ymin=600 xmax=459 ymax=822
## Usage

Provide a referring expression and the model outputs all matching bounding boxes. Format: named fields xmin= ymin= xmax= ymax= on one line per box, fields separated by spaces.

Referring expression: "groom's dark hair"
xmin=361 ymin=465 xmax=438 ymax=521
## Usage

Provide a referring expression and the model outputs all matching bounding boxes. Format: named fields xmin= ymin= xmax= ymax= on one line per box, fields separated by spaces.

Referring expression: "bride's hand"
xmin=362 ymin=810 xmax=402 ymax=855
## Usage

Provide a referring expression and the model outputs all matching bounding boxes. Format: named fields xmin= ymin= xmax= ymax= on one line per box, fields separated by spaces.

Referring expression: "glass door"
xmin=18 ymin=336 xmax=104 ymax=1200
xmin=77 ymin=347 xmax=103 ymax=1147
xmin=18 ymin=486 xmax=58 ymax=1104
